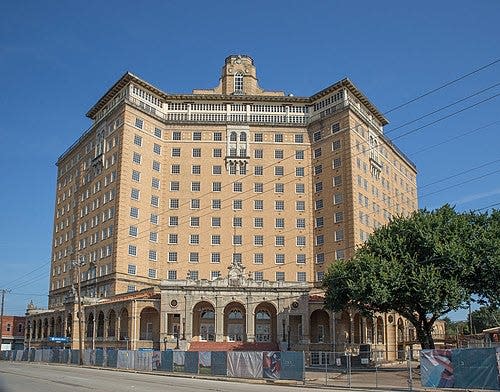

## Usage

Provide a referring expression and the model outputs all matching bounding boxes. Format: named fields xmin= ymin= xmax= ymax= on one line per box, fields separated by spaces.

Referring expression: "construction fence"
xmin=0 ymin=348 xmax=303 ymax=382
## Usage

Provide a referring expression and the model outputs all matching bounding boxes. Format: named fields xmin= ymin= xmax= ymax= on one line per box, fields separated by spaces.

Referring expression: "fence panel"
xmin=184 ymin=351 xmax=199 ymax=374
xmin=281 ymin=351 xmax=304 ymax=381
xmin=211 ymin=351 xmax=227 ymax=376
xmin=198 ymin=352 xmax=211 ymax=375
xmin=227 ymin=351 xmax=262 ymax=379
xmin=173 ymin=350 xmax=185 ymax=372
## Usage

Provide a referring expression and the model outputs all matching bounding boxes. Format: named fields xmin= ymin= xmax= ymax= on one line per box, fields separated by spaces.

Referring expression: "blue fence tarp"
xmin=158 ymin=350 xmax=173 ymax=371
xmin=184 ymin=351 xmax=199 ymax=374
xmin=281 ymin=351 xmax=304 ymax=381
xmin=211 ymin=351 xmax=227 ymax=376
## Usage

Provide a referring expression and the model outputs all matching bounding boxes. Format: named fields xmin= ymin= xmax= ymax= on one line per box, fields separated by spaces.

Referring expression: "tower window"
xmin=234 ymin=72 xmax=244 ymax=93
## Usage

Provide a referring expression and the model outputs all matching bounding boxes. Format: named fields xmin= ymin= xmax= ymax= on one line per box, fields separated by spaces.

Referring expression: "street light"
xmin=163 ymin=337 xmax=167 ymax=351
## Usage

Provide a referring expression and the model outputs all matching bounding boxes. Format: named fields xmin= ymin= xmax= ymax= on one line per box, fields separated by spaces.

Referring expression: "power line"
xmin=383 ymin=58 xmax=500 ymax=114
xmin=0 ymin=260 xmax=51 ymax=288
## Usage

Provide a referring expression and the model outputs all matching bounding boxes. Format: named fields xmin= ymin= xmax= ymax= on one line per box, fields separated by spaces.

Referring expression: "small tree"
xmin=323 ymin=205 xmax=499 ymax=349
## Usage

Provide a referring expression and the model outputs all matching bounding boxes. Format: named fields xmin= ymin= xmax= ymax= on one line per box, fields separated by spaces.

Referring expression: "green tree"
xmin=323 ymin=205 xmax=499 ymax=349
xmin=470 ymin=306 xmax=500 ymax=333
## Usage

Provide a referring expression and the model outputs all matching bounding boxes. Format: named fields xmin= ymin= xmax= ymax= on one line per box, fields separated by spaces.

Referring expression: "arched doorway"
xmin=107 ymin=310 xmax=116 ymax=338
xmin=96 ymin=311 xmax=105 ymax=338
xmin=139 ymin=307 xmax=159 ymax=341
xmin=376 ymin=316 xmax=384 ymax=344
xmin=254 ymin=302 xmax=277 ymax=342
xmin=310 ymin=309 xmax=330 ymax=343
xmin=119 ymin=308 xmax=129 ymax=340
xmin=366 ymin=318 xmax=374 ymax=344
xmin=86 ymin=313 xmax=94 ymax=338
xmin=224 ymin=302 xmax=246 ymax=342
xmin=193 ymin=301 xmax=215 ymax=341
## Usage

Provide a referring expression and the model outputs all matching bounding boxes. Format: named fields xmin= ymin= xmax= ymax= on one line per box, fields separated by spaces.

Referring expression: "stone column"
xmin=246 ymin=295 xmax=255 ymax=343
xmin=215 ymin=296 xmax=224 ymax=342
xmin=130 ymin=302 xmax=137 ymax=350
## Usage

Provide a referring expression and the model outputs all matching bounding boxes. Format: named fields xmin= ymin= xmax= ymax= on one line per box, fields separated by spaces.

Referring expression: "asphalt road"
xmin=0 ymin=362 xmax=322 ymax=392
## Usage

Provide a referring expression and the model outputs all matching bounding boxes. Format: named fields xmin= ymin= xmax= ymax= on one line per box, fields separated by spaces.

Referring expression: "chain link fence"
xmin=304 ymin=349 xmax=419 ymax=390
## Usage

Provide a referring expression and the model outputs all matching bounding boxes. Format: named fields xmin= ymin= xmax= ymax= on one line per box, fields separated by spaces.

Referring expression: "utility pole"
xmin=0 ymin=289 xmax=11 ymax=349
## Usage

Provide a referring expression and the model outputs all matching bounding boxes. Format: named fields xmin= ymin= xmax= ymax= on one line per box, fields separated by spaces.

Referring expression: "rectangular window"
xmin=147 ymin=269 xmax=157 ymax=279
xmin=211 ymin=271 xmax=221 ymax=280
xmin=254 ymin=271 xmax=263 ymax=281
xmin=134 ymin=134 xmax=143 ymax=146
xmin=274 ymin=133 xmax=283 ymax=143
xmin=190 ymin=216 xmax=200 ymax=227
xmin=190 ymin=234 xmax=200 ymax=244
xmin=313 ymin=130 xmax=322 ymax=142
xmin=131 ymin=188 xmax=140 ymax=200
xmin=254 ymin=217 xmax=263 ymax=228
xmin=135 ymin=118 xmax=143 ymax=129
xmin=275 ymin=254 xmax=285 ymax=264
xmin=332 ymin=140 xmax=341 ymax=151
xmin=193 ymin=131 xmax=202 ymax=141
xmin=296 ymin=167 xmax=304 ymax=177
xmin=132 ymin=170 xmax=141 ymax=182
xmin=233 ymin=216 xmax=243 ymax=227
xmin=171 ymin=147 xmax=181 ymax=157
xmin=254 ymin=253 xmax=264 ymax=264
xmin=275 ymin=183 xmax=284 ymax=193
xmin=151 ymin=195 xmax=159 ymax=207
xmin=315 ymin=182 xmax=323 ymax=193
xmin=214 ymin=132 xmax=222 ymax=141
xmin=169 ymin=216 xmax=179 ymax=226
xmin=254 ymin=182 xmax=263 ymax=193
xmin=132 ymin=152 xmax=142 ymax=164
xmin=333 ymin=175 xmax=342 ymax=186
xmin=192 ymin=148 xmax=201 ymax=157
xmin=188 ymin=270 xmax=199 ymax=280
xmin=274 ymin=149 xmax=284 ymax=159
xmin=213 ymin=148 xmax=222 ymax=157
xmin=170 ymin=181 xmax=180 ymax=191
xmin=254 ymin=165 xmax=263 ymax=175
xmin=336 ymin=249 xmax=345 ymax=260
xmin=212 ymin=199 xmax=221 ymax=209
xmin=154 ymin=127 xmax=162 ymax=138
xmin=296 ymin=236 xmax=306 ymax=246
xmin=192 ymin=165 xmax=201 ymax=175
xmin=153 ymin=143 xmax=161 ymax=155
xmin=129 ymin=226 xmax=138 ymax=237
xmin=296 ymin=218 xmax=306 ymax=228
xmin=296 ymin=201 xmax=305 ymax=211
xmin=297 ymin=272 xmax=307 ymax=282
xmin=211 ymin=253 xmax=221 ymax=263
xmin=295 ymin=150 xmax=304 ymax=160
xmin=150 ymin=214 xmax=159 ymax=225
xmin=148 ymin=250 xmax=157 ymax=261
xmin=130 ymin=207 xmax=139 ymax=218
xmin=169 ymin=199 xmax=179 ymax=209
xmin=172 ymin=131 xmax=181 ymax=140
xmin=333 ymin=193 xmax=343 ymax=205
xmin=315 ymin=199 xmax=324 ymax=210
xmin=254 ymin=133 xmax=263 ymax=142
xmin=296 ymin=254 xmax=306 ymax=264
xmin=334 ymin=212 xmax=344 ymax=223
xmin=191 ymin=199 xmax=200 ymax=209
xmin=254 ymin=200 xmax=263 ymax=210
xmin=168 ymin=270 xmax=177 ymax=280
xmin=233 ymin=200 xmax=243 ymax=210
xmin=168 ymin=252 xmax=178 ymax=262
xmin=335 ymin=229 xmax=344 ymax=241
xmin=152 ymin=177 xmax=160 ymax=189
xmin=295 ymin=183 xmax=305 ymax=194
xmin=295 ymin=134 xmax=304 ymax=143
xmin=274 ymin=166 xmax=284 ymax=176
xmin=333 ymin=157 xmax=342 ymax=169
xmin=315 ymin=216 xmax=324 ymax=228
xmin=316 ymin=253 xmax=325 ymax=264
xmin=275 ymin=200 xmax=284 ymax=211
xmin=171 ymin=164 xmax=180 ymax=174
xmin=189 ymin=252 xmax=199 ymax=263
xmin=128 ymin=264 xmax=136 ymax=275
xmin=211 ymin=235 xmax=221 ymax=245
xmin=233 ymin=235 xmax=242 ymax=245
xmin=149 ymin=232 xmax=158 ymax=242
xmin=313 ymin=148 xmax=322 ymax=158
xmin=254 ymin=235 xmax=264 ymax=246
xmin=276 ymin=271 xmax=285 ymax=281
xmin=331 ymin=123 xmax=340 ymax=134
xmin=212 ymin=182 xmax=222 ymax=192
xmin=275 ymin=236 xmax=285 ymax=246
xmin=233 ymin=182 xmax=243 ymax=192
xmin=316 ymin=272 xmax=325 ymax=282
xmin=128 ymin=245 xmax=137 ymax=256
xmin=191 ymin=181 xmax=201 ymax=192
xmin=254 ymin=149 xmax=263 ymax=158
xmin=314 ymin=165 xmax=323 ymax=175
xmin=212 ymin=165 xmax=221 ymax=175
xmin=168 ymin=234 xmax=178 ymax=244
xmin=316 ymin=235 xmax=324 ymax=245
xmin=211 ymin=217 xmax=221 ymax=227
xmin=275 ymin=218 xmax=285 ymax=228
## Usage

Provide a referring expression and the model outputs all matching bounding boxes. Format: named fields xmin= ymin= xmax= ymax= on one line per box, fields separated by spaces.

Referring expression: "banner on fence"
xmin=421 ymin=348 xmax=500 ymax=390
xmin=263 ymin=351 xmax=281 ymax=379
xmin=173 ymin=350 xmax=185 ymax=372
xmin=198 ymin=352 xmax=211 ymax=375
xmin=227 ymin=351 xmax=262 ymax=379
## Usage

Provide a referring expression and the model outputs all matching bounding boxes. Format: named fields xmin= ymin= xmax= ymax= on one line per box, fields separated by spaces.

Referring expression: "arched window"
xmin=256 ymin=310 xmax=270 ymax=320
xmin=234 ymin=72 xmax=244 ymax=94
xmin=228 ymin=309 xmax=243 ymax=319
xmin=230 ymin=132 xmax=238 ymax=142
xmin=201 ymin=308 xmax=215 ymax=319
xmin=239 ymin=132 xmax=247 ymax=142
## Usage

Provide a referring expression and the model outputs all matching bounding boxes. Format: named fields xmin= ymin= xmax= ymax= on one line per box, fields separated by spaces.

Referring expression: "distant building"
xmin=26 ymin=55 xmax=418 ymax=360
xmin=1 ymin=315 xmax=26 ymax=350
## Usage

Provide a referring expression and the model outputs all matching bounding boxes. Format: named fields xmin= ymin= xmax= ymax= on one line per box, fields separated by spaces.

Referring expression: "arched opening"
xmin=239 ymin=132 xmax=247 ymax=142
xmin=55 ymin=316 xmax=62 ymax=336
xmin=230 ymin=131 xmax=238 ymax=142
xmin=96 ymin=311 xmax=105 ymax=338
xmin=37 ymin=320 xmax=42 ymax=339
xmin=119 ymin=308 xmax=129 ymax=340
xmin=397 ymin=318 xmax=405 ymax=343
xmin=107 ymin=310 xmax=116 ymax=338
xmin=49 ymin=317 xmax=55 ymax=336
xmin=86 ymin=313 xmax=94 ymax=338
xmin=254 ymin=302 xmax=277 ymax=343
xmin=66 ymin=313 xmax=73 ymax=338
xmin=139 ymin=307 xmax=159 ymax=341
xmin=43 ymin=318 xmax=48 ymax=338
xmin=224 ymin=302 xmax=246 ymax=342
xmin=366 ymin=318 xmax=374 ymax=344
xmin=339 ymin=311 xmax=351 ymax=345
xmin=376 ymin=316 xmax=384 ymax=344
xmin=310 ymin=309 xmax=330 ymax=343
xmin=353 ymin=314 xmax=361 ymax=344
xmin=193 ymin=301 xmax=215 ymax=341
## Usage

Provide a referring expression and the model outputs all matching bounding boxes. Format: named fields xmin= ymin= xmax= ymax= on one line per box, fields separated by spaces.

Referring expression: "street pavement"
xmin=0 ymin=361 xmax=324 ymax=392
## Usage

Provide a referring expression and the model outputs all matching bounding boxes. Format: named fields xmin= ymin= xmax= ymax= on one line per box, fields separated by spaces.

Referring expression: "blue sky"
xmin=0 ymin=1 xmax=498 ymax=320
